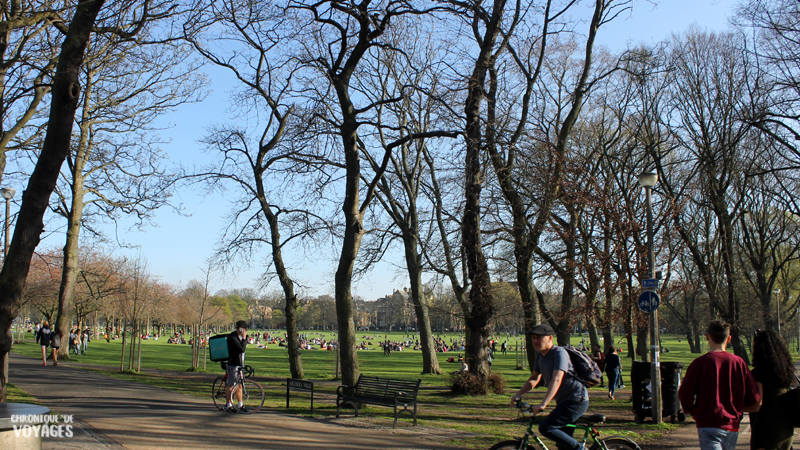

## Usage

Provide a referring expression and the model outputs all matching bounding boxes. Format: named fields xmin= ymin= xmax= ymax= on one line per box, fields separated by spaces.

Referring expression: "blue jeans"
xmin=606 ymin=369 xmax=619 ymax=396
xmin=697 ymin=428 xmax=739 ymax=450
xmin=539 ymin=398 xmax=590 ymax=450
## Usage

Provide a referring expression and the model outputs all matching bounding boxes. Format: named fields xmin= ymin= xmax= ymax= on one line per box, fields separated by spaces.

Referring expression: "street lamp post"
xmin=638 ymin=172 xmax=662 ymax=424
xmin=0 ymin=186 xmax=15 ymax=260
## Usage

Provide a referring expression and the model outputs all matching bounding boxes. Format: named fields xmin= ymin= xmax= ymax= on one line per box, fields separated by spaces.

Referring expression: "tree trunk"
xmin=120 ymin=321 xmax=127 ymax=372
xmin=625 ymin=303 xmax=636 ymax=360
xmin=54 ymin=81 xmax=94 ymax=361
xmin=128 ymin=320 xmax=136 ymax=370
xmin=54 ymin=193 xmax=85 ymax=360
xmin=261 ymin=208 xmax=304 ymax=379
xmin=556 ymin=214 xmax=578 ymax=346
xmin=636 ymin=320 xmax=649 ymax=362
xmin=519 ymin=258 xmax=543 ymax=370
xmin=460 ymin=0 xmax=501 ymax=380
xmin=403 ymin=239 xmax=440 ymax=374
xmin=686 ymin=330 xmax=697 ymax=353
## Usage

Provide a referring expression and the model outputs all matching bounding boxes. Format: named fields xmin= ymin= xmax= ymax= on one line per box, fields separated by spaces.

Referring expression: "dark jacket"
xmin=36 ymin=326 xmax=52 ymax=346
xmin=227 ymin=331 xmax=247 ymax=367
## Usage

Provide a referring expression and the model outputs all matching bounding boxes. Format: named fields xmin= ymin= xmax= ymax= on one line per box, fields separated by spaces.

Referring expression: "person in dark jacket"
xmin=604 ymin=346 xmax=621 ymax=400
xmin=678 ymin=321 xmax=760 ymax=450
xmin=224 ymin=320 xmax=249 ymax=412
xmin=749 ymin=329 xmax=797 ymax=450
xmin=35 ymin=321 xmax=52 ymax=366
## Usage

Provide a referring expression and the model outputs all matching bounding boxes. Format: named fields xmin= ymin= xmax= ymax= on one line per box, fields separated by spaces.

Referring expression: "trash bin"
xmin=631 ymin=360 xmax=685 ymax=423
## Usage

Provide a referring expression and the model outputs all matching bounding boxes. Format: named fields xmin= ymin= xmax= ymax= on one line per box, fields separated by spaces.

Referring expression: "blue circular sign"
xmin=638 ymin=291 xmax=660 ymax=313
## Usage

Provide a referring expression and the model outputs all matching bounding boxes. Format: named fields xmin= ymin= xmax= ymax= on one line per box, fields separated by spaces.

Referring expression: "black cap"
xmin=528 ymin=324 xmax=555 ymax=336
xmin=235 ymin=320 xmax=249 ymax=329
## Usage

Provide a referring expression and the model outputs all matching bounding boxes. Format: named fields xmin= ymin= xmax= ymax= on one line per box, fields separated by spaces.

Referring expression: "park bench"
xmin=335 ymin=375 xmax=421 ymax=428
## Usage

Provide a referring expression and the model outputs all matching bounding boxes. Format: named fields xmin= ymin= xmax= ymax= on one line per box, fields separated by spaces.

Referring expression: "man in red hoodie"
xmin=679 ymin=321 xmax=761 ymax=450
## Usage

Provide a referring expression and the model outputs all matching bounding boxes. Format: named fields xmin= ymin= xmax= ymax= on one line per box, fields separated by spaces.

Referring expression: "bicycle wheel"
xmin=235 ymin=379 xmax=265 ymax=413
xmin=212 ymin=376 xmax=227 ymax=410
xmin=487 ymin=439 xmax=534 ymax=450
xmin=590 ymin=436 xmax=642 ymax=450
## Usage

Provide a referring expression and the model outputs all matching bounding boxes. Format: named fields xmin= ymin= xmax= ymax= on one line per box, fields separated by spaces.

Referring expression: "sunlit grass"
xmin=11 ymin=329 xmax=713 ymax=448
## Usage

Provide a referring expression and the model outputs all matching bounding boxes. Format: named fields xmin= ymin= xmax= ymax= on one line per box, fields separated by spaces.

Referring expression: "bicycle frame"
xmin=221 ymin=366 xmax=249 ymax=402
xmin=515 ymin=416 xmax=603 ymax=450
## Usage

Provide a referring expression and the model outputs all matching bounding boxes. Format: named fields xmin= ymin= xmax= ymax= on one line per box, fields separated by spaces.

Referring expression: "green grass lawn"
xmin=12 ymin=329 xmax=795 ymax=449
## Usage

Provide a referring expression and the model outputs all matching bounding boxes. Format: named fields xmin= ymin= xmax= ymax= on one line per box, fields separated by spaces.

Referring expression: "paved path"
xmin=8 ymin=354 xmax=462 ymax=450
xmin=7 ymin=354 xmax=800 ymax=449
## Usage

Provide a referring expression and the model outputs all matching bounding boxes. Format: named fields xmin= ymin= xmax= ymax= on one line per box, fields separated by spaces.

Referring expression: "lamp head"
xmin=638 ymin=172 xmax=658 ymax=188
xmin=0 ymin=187 xmax=15 ymax=200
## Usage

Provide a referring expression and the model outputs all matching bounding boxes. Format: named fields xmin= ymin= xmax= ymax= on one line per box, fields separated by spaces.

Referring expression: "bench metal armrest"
xmin=337 ymin=384 xmax=356 ymax=398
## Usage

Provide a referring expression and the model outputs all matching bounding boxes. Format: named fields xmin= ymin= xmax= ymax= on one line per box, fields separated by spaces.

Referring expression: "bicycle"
xmin=212 ymin=362 xmax=265 ymax=413
xmin=488 ymin=401 xmax=641 ymax=450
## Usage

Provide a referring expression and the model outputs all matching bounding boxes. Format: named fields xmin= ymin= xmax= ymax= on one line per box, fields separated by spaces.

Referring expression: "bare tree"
xmin=185 ymin=0 xmax=323 ymax=379
xmin=735 ymin=0 xmax=800 ymax=165
xmin=0 ymin=0 xmax=107 ymax=400
xmin=0 ymin=0 xmax=67 ymax=185
xmin=48 ymin=21 xmax=202 ymax=359
xmin=288 ymin=0 xmax=446 ymax=387
xmin=648 ymin=29 xmax=759 ymax=362
xmin=364 ymin=20 xmax=461 ymax=374
xmin=181 ymin=262 xmax=225 ymax=370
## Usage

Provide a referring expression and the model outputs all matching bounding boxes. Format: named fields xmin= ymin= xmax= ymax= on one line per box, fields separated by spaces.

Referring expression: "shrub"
xmin=489 ymin=372 xmax=506 ymax=394
xmin=450 ymin=371 xmax=506 ymax=396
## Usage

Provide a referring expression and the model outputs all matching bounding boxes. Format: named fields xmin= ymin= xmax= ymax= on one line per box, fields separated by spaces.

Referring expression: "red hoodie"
xmin=678 ymin=351 xmax=760 ymax=430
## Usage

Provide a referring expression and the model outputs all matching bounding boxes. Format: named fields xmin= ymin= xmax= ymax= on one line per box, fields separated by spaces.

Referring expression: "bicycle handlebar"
xmin=241 ymin=365 xmax=255 ymax=377
xmin=219 ymin=362 xmax=256 ymax=378
xmin=514 ymin=399 xmax=537 ymax=415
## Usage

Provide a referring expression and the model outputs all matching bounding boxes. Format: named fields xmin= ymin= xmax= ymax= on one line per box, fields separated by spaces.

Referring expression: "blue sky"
xmin=19 ymin=0 xmax=737 ymax=300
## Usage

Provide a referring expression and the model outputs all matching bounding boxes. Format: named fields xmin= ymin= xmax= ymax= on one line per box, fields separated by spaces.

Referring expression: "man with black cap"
xmin=510 ymin=324 xmax=589 ymax=450
xmin=225 ymin=320 xmax=249 ymax=412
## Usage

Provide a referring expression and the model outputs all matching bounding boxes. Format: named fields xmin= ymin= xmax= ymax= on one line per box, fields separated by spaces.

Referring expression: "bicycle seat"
xmin=578 ymin=414 xmax=606 ymax=424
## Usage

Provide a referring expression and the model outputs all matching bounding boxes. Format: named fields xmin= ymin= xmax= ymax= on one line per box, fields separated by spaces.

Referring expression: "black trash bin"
xmin=631 ymin=360 xmax=685 ymax=423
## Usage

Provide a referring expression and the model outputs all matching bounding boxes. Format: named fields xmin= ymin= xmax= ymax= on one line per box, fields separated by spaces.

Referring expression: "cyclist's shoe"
xmin=237 ymin=406 xmax=249 ymax=413
xmin=224 ymin=406 xmax=237 ymax=413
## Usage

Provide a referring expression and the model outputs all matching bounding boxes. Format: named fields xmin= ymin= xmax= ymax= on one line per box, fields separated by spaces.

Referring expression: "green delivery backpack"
xmin=208 ymin=334 xmax=229 ymax=362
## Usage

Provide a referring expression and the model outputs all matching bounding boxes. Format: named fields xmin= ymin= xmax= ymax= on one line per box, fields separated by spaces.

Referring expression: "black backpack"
xmin=561 ymin=345 xmax=602 ymax=387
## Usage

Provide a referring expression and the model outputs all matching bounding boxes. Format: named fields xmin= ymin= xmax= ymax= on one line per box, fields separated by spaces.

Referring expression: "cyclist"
xmin=510 ymin=324 xmax=589 ymax=450
xmin=225 ymin=320 xmax=249 ymax=413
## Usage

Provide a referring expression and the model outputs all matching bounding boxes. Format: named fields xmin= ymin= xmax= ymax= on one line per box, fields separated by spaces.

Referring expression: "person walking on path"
xmin=35 ymin=320 xmax=53 ymax=366
xmin=678 ymin=321 xmax=761 ymax=450
xmin=604 ymin=346 xmax=622 ymax=400
xmin=749 ymin=329 xmax=798 ymax=450
xmin=510 ymin=324 xmax=589 ymax=450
